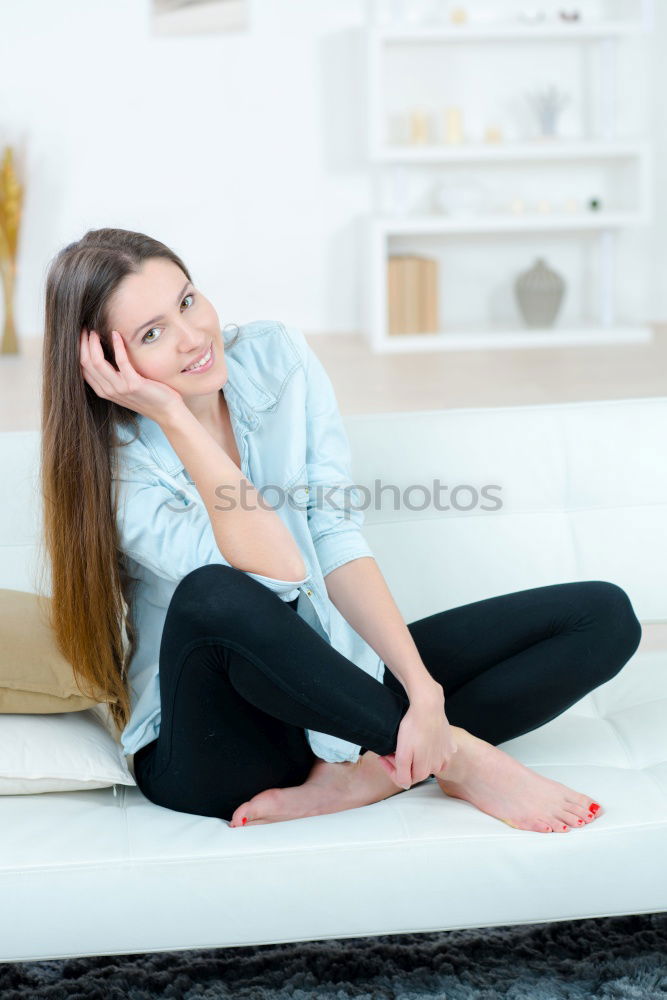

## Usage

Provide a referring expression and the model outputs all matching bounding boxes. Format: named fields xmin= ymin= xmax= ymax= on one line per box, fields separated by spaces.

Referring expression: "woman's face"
xmin=106 ymin=257 xmax=227 ymax=396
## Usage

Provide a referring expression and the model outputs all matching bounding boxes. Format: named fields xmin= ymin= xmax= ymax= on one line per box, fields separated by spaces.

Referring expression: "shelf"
xmin=375 ymin=326 xmax=653 ymax=353
xmin=366 ymin=5 xmax=653 ymax=353
xmin=375 ymin=22 xmax=646 ymax=43
xmin=373 ymin=141 xmax=648 ymax=164
xmin=375 ymin=212 xmax=647 ymax=235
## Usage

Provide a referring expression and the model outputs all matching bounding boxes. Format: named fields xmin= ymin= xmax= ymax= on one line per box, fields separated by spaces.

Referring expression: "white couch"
xmin=1 ymin=396 xmax=666 ymax=963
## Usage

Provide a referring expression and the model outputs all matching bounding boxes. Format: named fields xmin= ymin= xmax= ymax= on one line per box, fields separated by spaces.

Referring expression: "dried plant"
xmin=526 ymin=85 xmax=571 ymax=138
xmin=0 ymin=146 xmax=24 ymax=353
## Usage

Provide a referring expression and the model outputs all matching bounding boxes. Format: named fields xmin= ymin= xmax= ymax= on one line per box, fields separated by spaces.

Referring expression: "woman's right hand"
xmin=376 ymin=685 xmax=458 ymax=790
xmin=79 ymin=327 xmax=185 ymax=423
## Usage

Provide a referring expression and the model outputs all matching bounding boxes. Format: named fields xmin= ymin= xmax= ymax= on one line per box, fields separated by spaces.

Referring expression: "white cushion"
xmin=0 ymin=707 xmax=136 ymax=794
xmin=0 ymin=646 xmax=665 ymax=963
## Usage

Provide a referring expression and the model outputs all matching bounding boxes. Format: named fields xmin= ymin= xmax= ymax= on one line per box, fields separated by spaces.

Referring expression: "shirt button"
xmin=306 ymin=589 xmax=313 ymax=597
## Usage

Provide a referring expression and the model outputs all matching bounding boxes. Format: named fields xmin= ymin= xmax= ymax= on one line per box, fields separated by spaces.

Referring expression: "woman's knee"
xmin=582 ymin=580 xmax=642 ymax=667
xmin=170 ymin=563 xmax=275 ymax=630
xmin=175 ymin=562 xmax=251 ymax=600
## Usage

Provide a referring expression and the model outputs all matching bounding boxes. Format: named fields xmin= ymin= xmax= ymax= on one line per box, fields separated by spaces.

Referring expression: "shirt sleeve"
xmin=281 ymin=323 xmax=374 ymax=578
xmin=113 ymin=462 xmax=308 ymax=597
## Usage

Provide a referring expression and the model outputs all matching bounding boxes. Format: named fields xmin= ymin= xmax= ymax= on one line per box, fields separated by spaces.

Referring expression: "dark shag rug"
xmin=1 ymin=912 xmax=665 ymax=999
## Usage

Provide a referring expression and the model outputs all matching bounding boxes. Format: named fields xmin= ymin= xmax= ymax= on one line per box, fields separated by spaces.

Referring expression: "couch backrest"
xmin=1 ymin=396 xmax=665 ymax=622
xmin=346 ymin=396 xmax=667 ymax=624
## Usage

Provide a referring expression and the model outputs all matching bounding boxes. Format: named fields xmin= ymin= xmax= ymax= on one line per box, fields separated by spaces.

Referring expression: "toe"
xmin=558 ymin=808 xmax=586 ymax=829
xmin=230 ymin=802 xmax=252 ymax=827
xmin=583 ymin=797 xmax=603 ymax=816
xmin=546 ymin=815 xmax=570 ymax=832
xmin=566 ymin=797 xmax=601 ymax=823
xmin=564 ymin=800 xmax=592 ymax=822
xmin=566 ymin=793 xmax=599 ymax=812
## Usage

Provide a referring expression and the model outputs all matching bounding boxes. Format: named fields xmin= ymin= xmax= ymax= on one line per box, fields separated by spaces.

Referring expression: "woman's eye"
xmin=142 ymin=293 xmax=196 ymax=344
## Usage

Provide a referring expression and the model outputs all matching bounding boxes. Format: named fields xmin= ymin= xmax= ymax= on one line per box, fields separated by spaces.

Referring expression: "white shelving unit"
xmin=364 ymin=2 xmax=654 ymax=353
xmin=373 ymin=21 xmax=647 ymax=41
xmin=375 ymin=140 xmax=649 ymax=164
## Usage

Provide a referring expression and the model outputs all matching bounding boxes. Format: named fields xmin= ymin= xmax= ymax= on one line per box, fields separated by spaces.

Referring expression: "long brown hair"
xmin=38 ymin=227 xmax=239 ymax=741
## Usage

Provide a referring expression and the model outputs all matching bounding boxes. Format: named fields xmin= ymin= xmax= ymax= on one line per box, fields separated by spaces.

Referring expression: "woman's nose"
xmin=177 ymin=327 xmax=205 ymax=351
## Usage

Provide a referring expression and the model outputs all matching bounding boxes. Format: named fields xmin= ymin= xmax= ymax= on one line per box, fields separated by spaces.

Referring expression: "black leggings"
xmin=133 ymin=564 xmax=642 ymax=822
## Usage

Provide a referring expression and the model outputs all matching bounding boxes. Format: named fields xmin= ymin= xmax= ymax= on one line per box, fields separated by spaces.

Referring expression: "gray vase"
xmin=514 ymin=257 xmax=565 ymax=328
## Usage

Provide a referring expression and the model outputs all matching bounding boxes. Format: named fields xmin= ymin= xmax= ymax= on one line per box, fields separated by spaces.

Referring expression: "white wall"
xmin=0 ymin=0 xmax=665 ymax=339
xmin=649 ymin=0 xmax=667 ymax=321
xmin=0 ymin=0 xmax=371 ymax=339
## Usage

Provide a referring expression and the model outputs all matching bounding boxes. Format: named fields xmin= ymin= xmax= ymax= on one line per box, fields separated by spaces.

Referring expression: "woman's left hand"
xmin=376 ymin=684 xmax=458 ymax=790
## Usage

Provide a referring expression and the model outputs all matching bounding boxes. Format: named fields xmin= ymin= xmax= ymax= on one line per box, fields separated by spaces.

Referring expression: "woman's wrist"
xmin=407 ymin=678 xmax=445 ymax=706
xmin=155 ymin=399 xmax=189 ymax=432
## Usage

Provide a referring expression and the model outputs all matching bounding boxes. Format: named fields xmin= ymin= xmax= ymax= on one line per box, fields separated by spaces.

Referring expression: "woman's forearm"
xmin=159 ymin=404 xmax=306 ymax=582
xmin=323 ymin=556 xmax=443 ymax=702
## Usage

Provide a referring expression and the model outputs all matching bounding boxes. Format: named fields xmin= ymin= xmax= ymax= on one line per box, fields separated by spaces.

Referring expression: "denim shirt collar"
xmin=136 ymin=351 xmax=277 ymax=478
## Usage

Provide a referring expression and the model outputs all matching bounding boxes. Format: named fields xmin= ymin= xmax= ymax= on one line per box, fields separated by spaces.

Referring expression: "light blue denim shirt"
xmin=112 ymin=319 xmax=383 ymax=764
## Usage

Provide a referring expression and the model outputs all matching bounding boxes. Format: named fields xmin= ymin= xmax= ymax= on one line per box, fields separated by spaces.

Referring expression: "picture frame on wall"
xmin=152 ymin=0 xmax=249 ymax=36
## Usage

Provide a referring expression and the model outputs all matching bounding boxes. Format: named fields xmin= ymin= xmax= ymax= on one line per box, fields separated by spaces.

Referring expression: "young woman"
xmin=41 ymin=227 xmax=642 ymax=833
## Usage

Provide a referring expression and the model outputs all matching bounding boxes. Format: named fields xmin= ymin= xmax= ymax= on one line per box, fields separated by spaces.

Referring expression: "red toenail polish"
xmin=590 ymin=803 xmax=600 ymax=813
xmin=242 ymin=817 xmax=247 ymax=825
xmin=562 ymin=825 xmax=567 ymax=830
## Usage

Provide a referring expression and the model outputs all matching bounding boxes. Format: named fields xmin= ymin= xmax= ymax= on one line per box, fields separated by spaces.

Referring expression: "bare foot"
xmin=229 ymin=750 xmax=405 ymax=827
xmin=436 ymin=726 xmax=603 ymax=833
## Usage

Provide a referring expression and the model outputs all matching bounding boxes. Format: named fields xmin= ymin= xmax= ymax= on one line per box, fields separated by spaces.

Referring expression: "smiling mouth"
xmin=181 ymin=341 xmax=213 ymax=372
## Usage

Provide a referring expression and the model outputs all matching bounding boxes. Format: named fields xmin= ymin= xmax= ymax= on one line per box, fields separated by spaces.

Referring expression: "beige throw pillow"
xmin=0 ymin=588 xmax=117 ymax=712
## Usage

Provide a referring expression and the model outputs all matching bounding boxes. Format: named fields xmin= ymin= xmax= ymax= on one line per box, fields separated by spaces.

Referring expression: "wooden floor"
xmin=2 ymin=326 xmax=666 ymax=431
xmin=3 ymin=328 xmax=665 ymax=649
xmin=311 ymin=326 xmax=667 ymax=415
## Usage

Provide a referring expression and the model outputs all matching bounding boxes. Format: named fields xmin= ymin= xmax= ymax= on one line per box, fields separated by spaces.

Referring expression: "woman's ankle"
xmin=436 ymin=726 xmax=480 ymax=783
